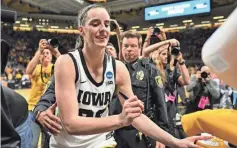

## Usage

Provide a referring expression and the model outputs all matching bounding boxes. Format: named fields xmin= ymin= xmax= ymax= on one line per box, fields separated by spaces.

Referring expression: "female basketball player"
xmin=51 ymin=4 xmax=211 ymax=148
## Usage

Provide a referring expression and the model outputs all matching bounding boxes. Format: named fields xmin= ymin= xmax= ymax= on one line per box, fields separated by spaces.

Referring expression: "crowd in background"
xmin=1 ymin=26 xmax=216 ymax=89
xmin=1 ymin=24 xmax=235 ymax=109
xmin=2 ymin=25 xmax=232 ymax=105
xmin=1 ymin=26 xmax=77 ymax=89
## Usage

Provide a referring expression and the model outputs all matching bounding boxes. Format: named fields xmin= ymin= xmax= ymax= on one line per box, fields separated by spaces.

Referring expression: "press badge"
xmin=198 ymin=96 xmax=209 ymax=109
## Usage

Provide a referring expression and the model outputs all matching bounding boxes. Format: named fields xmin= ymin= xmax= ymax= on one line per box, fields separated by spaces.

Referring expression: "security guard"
xmin=111 ymin=31 xmax=169 ymax=148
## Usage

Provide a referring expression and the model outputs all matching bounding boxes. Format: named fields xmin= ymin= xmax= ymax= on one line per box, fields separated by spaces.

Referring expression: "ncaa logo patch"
xmin=106 ymin=71 xmax=113 ymax=79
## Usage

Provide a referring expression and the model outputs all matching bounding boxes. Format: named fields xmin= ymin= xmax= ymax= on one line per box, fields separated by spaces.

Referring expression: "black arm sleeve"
xmin=150 ymin=66 xmax=169 ymax=132
xmin=33 ymin=76 xmax=56 ymax=116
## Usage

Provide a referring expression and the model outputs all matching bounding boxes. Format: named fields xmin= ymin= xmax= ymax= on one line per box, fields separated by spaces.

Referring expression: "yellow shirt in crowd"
xmin=28 ymin=64 xmax=53 ymax=111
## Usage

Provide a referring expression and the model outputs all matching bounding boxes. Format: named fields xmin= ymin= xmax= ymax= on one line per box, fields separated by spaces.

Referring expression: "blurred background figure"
xmin=185 ymin=66 xmax=220 ymax=113
xmin=106 ymin=42 xmax=118 ymax=59
xmin=26 ymin=39 xmax=60 ymax=147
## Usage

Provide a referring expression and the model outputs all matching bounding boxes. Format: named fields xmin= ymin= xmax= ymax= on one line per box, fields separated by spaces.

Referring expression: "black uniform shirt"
xmin=125 ymin=58 xmax=169 ymax=131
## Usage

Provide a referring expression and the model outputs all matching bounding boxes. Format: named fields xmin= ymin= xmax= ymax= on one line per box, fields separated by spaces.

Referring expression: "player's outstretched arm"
xmin=115 ymin=60 xmax=212 ymax=148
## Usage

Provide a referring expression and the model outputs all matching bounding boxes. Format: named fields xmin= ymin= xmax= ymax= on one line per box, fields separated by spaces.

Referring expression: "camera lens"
xmin=48 ymin=38 xmax=59 ymax=48
xmin=201 ymin=72 xmax=208 ymax=79
xmin=171 ymin=47 xmax=180 ymax=56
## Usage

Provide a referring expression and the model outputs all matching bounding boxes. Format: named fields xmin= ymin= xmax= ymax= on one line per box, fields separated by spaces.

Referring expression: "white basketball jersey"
xmin=50 ymin=49 xmax=116 ymax=148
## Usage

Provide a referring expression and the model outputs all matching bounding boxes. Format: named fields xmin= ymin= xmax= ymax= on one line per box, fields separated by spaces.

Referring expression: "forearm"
xmin=178 ymin=64 xmax=190 ymax=85
xmin=142 ymin=39 xmax=150 ymax=49
xmin=116 ymin=28 xmax=121 ymax=45
xmin=64 ymin=114 xmax=123 ymax=135
xmin=142 ymin=40 xmax=169 ymax=57
xmin=116 ymin=31 xmax=121 ymax=59
xmin=119 ymin=47 xmax=124 ymax=61
xmin=26 ymin=50 xmax=41 ymax=75
xmin=34 ymin=96 xmax=55 ymax=113
xmin=132 ymin=114 xmax=177 ymax=147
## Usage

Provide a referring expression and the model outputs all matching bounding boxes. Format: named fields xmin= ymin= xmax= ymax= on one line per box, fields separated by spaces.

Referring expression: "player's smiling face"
xmin=82 ymin=8 xmax=111 ymax=49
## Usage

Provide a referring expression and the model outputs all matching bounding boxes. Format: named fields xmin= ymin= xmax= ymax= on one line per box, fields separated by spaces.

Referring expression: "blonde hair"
xmin=151 ymin=45 xmax=175 ymax=83
xmin=151 ymin=52 xmax=167 ymax=83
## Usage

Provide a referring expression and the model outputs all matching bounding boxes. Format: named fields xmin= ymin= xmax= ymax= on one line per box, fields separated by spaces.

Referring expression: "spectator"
xmin=186 ymin=66 xmax=220 ymax=113
xmin=26 ymin=39 xmax=60 ymax=147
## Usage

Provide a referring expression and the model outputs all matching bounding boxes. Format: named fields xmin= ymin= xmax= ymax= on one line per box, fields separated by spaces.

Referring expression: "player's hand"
xmin=36 ymin=103 xmax=62 ymax=135
xmin=119 ymin=96 xmax=144 ymax=126
xmin=156 ymin=141 xmax=165 ymax=148
xmin=175 ymin=136 xmax=213 ymax=148
xmin=38 ymin=39 xmax=48 ymax=53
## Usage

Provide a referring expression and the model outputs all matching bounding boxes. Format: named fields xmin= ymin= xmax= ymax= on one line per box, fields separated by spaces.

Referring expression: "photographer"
xmin=26 ymin=39 xmax=60 ymax=147
xmin=185 ymin=66 xmax=220 ymax=113
xmin=142 ymin=29 xmax=190 ymax=138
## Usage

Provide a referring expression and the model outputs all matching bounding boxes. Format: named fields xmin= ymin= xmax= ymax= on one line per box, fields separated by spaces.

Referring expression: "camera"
xmin=201 ymin=71 xmax=209 ymax=79
xmin=152 ymin=27 xmax=160 ymax=36
xmin=171 ymin=46 xmax=180 ymax=56
xmin=48 ymin=38 xmax=59 ymax=48
xmin=150 ymin=27 xmax=161 ymax=45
